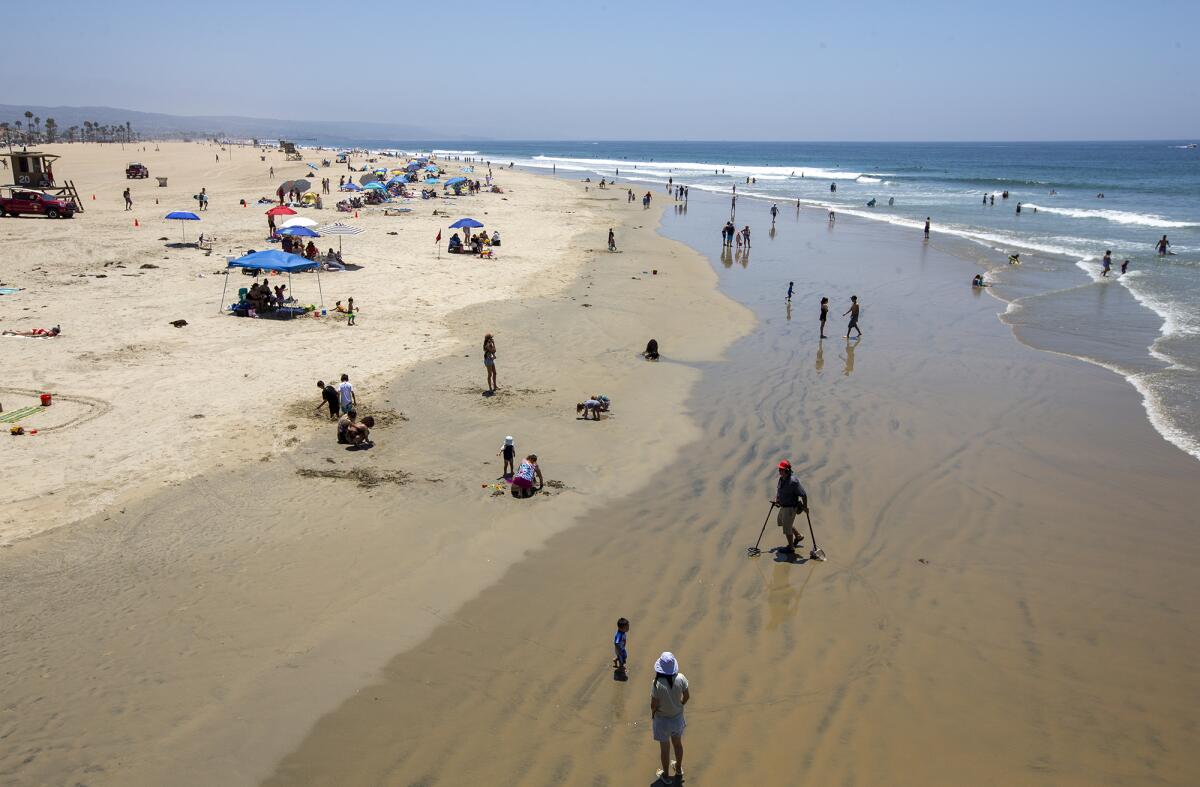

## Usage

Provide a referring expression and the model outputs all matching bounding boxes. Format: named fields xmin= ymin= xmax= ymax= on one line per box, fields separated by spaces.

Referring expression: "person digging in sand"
xmin=510 ymin=454 xmax=543 ymax=498
xmin=337 ymin=408 xmax=357 ymax=444
xmin=316 ymin=380 xmax=339 ymax=419
xmin=347 ymin=415 xmax=374 ymax=448
xmin=577 ymin=398 xmax=604 ymax=420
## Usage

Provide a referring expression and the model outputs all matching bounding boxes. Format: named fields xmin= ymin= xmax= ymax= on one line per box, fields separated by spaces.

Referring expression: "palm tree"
xmin=44 ymin=118 xmax=57 ymax=144
xmin=83 ymin=121 xmax=93 ymax=142
xmin=33 ymin=116 xmax=40 ymax=142
xmin=14 ymin=120 xmax=22 ymax=144
xmin=23 ymin=110 xmax=32 ymax=140
xmin=67 ymin=125 xmax=78 ymax=143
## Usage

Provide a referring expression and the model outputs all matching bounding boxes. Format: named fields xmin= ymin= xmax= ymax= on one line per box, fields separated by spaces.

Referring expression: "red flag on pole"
xmin=435 ymin=230 xmax=442 ymax=243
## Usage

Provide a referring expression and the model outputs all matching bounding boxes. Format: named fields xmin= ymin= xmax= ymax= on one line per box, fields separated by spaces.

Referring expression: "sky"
xmin=3 ymin=0 xmax=1197 ymax=141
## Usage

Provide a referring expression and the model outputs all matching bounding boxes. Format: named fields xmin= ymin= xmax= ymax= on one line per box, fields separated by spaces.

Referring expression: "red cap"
xmin=778 ymin=460 xmax=791 ymax=470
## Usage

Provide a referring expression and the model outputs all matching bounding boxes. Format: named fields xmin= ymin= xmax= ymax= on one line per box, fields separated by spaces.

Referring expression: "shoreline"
xmin=0 ymin=152 xmax=753 ymax=786
xmin=504 ymin=158 xmax=1200 ymax=466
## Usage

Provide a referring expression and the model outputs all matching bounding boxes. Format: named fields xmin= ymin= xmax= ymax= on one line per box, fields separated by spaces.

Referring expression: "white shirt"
xmin=338 ymin=381 xmax=354 ymax=406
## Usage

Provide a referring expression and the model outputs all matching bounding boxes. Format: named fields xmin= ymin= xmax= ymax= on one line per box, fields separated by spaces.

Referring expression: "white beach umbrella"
xmin=317 ymin=221 xmax=364 ymax=253
xmin=279 ymin=216 xmax=318 ymax=228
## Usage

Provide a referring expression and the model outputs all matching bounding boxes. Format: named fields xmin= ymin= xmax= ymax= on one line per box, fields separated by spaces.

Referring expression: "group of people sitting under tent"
xmin=448 ymin=230 xmax=501 ymax=255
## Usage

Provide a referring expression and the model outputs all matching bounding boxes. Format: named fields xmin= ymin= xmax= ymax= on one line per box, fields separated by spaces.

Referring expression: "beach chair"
xmin=198 ymin=234 xmax=215 ymax=252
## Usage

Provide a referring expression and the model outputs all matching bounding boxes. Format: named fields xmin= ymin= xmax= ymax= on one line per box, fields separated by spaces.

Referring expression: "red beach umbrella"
xmin=266 ymin=206 xmax=296 ymax=216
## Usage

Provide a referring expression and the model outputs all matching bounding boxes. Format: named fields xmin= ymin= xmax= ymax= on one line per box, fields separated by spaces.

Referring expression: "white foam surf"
xmin=1022 ymin=204 xmax=1199 ymax=229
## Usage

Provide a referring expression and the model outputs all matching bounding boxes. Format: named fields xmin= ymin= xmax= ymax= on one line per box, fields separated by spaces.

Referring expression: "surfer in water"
xmin=1157 ymin=235 xmax=1171 ymax=255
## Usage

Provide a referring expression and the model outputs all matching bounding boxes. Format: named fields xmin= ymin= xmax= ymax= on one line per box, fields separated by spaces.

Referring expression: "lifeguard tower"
xmin=3 ymin=150 xmax=83 ymax=212
xmin=280 ymin=140 xmax=302 ymax=161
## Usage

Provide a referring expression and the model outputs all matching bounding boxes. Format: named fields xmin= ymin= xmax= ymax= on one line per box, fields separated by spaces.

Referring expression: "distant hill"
xmin=0 ymin=104 xmax=474 ymax=144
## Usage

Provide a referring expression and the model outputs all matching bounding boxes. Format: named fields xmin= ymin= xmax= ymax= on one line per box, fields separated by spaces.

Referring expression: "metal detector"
xmin=746 ymin=503 xmax=776 ymax=557
xmin=804 ymin=507 xmax=827 ymax=561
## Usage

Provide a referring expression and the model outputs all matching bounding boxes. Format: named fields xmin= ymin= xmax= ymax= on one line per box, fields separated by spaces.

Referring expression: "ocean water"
xmin=367 ymin=140 xmax=1200 ymax=460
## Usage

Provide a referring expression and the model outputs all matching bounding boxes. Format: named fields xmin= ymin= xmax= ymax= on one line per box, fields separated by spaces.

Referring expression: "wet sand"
xmin=263 ymin=193 xmax=1200 ymax=785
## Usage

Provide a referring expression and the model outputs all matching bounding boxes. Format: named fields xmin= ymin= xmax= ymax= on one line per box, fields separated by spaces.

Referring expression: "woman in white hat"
xmin=650 ymin=651 xmax=689 ymax=784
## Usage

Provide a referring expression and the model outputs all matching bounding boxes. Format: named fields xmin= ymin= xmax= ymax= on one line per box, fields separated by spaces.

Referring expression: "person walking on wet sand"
xmin=608 ymin=228 xmax=617 ymax=252
xmin=483 ymin=333 xmax=498 ymax=392
xmin=773 ymin=459 xmax=809 ymax=553
xmin=843 ymin=295 xmax=862 ymax=338
xmin=786 ymin=281 xmax=794 ymax=302
xmin=770 ymin=203 xmax=779 ymax=225
xmin=650 ymin=651 xmax=689 ymax=784
xmin=924 ymin=217 xmax=931 ymax=240
xmin=123 ymin=188 xmax=133 ymax=210
xmin=820 ymin=296 xmax=829 ymax=338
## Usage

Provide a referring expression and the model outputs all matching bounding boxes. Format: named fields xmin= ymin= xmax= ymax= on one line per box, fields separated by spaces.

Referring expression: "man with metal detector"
xmin=773 ymin=460 xmax=808 ymax=554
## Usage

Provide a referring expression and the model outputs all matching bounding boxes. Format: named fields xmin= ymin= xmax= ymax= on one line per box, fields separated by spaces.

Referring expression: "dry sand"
xmin=0 ymin=141 xmax=678 ymax=544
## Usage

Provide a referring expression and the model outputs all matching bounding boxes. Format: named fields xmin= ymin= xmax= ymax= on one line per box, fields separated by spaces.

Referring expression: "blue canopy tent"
xmin=165 ymin=210 xmax=200 ymax=243
xmin=218 ymin=249 xmax=324 ymax=316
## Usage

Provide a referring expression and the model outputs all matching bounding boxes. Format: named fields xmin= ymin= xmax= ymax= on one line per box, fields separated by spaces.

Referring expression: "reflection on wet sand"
xmin=841 ymin=337 xmax=858 ymax=376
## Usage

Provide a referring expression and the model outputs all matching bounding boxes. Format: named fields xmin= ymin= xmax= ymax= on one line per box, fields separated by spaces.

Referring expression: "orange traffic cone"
xmin=354 ymin=211 xmax=359 ymax=218
xmin=91 ymin=194 xmax=96 ymax=200
xmin=134 ymin=218 xmax=139 ymax=227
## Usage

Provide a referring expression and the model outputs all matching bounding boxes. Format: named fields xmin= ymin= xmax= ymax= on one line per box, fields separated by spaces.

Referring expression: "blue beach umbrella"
xmin=424 ymin=164 xmax=438 ymax=172
xmin=277 ymin=225 xmax=321 ymax=237
xmin=165 ymin=210 xmax=200 ymax=242
xmin=342 ymin=182 xmax=362 ymax=191
xmin=306 ymin=163 xmax=320 ymax=170
xmin=424 ymin=177 xmax=440 ymax=185
xmin=449 ymin=217 xmax=484 ymax=230
xmin=363 ymin=182 xmax=387 ymax=191
xmin=444 ymin=176 xmax=467 ymax=186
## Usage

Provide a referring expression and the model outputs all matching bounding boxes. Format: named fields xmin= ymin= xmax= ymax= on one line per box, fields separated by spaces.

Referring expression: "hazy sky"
xmin=5 ymin=0 xmax=1197 ymax=140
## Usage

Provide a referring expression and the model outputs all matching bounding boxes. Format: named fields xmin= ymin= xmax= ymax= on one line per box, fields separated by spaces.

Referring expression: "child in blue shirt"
xmin=613 ymin=617 xmax=630 ymax=675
